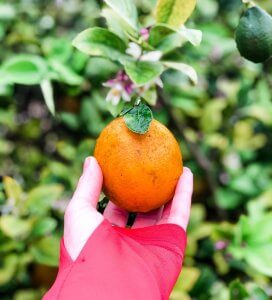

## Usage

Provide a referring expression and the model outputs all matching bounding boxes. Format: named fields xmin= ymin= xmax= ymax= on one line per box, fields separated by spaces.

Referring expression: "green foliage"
xmin=0 ymin=0 xmax=272 ymax=299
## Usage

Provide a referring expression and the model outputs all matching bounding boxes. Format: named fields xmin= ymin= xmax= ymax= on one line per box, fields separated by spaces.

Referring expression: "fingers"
xmin=133 ymin=207 xmax=164 ymax=228
xmin=103 ymin=202 xmax=128 ymax=227
xmin=158 ymin=167 xmax=193 ymax=230
xmin=71 ymin=157 xmax=103 ymax=209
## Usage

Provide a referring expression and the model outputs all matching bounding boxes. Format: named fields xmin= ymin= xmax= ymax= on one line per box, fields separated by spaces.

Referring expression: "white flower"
xmin=104 ymin=82 xmax=131 ymax=105
xmin=126 ymin=42 xmax=142 ymax=59
xmin=126 ymin=42 xmax=162 ymax=62
xmin=141 ymin=51 xmax=162 ymax=62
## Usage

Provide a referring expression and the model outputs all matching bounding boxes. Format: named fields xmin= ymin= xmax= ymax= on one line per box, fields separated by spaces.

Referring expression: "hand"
xmin=44 ymin=156 xmax=193 ymax=300
xmin=64 ymin=156 xmax=193 ymax=261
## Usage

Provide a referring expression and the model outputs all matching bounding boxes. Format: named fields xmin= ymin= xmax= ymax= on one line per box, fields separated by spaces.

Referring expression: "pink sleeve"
xmin=43 ymin=220 xmax=187 ymax=300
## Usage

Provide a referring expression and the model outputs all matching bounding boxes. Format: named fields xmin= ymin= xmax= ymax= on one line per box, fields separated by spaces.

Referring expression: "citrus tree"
xmin=0 ymin=0 xmax=272 ymax=299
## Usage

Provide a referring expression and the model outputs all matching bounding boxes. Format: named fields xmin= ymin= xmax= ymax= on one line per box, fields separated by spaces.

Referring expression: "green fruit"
xmin=235 ymin=6 xmax=272 ymax=63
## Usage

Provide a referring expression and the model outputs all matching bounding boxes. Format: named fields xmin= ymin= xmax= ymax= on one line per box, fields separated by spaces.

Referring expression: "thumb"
xmin=71 ymin=156 xmax=103 ymax=208
xmin=64 ymin=157 xmax=104 ymax=261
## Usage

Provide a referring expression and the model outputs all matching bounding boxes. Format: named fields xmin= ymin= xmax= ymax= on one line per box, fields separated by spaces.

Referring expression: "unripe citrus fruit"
xmin=94 ymin=117 xmax=183 ymax=213
xmin=235 ymin=6 xmax=272 ymax=63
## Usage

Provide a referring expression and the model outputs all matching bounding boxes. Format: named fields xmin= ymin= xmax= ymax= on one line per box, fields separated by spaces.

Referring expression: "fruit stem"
xmin=135 ymin=97 xmax=141 ymax=106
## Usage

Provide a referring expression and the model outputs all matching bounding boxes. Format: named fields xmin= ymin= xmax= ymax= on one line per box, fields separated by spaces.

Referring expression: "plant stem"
xmin=158 ymin=89 xmax=217 ymax=195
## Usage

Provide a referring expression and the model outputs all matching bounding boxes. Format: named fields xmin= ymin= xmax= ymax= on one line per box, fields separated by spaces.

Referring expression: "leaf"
xmin=163 ymin=61 xmax=198 ymax=85
xmin=40 ymin=79 xmax=55 ymax=115
xmin=42 ymin=37 xmax=72 ymax=63
xmin=173 ymin=267 xmax=200 ymax=292
xmin=247 ymin=214 xmax=272 ymax=244
xmin=48 ymin=59 xmax=83 ymax=85
xmin=251 ymin=287 xmax=269 ymax=300
xmin=104 ymin=0 xmax=138 ymax=32
xmin=229 ymin=280 xmax=249 ymax=300
xmin=0 ymin=4 xmax=16 ymax=21
xmin=25 ymin=184 xmax=64 ymax=216
xmin=30 ymin=235 xmax=60 ymax=267
xmin=123 ymin=102 xmax=153 ymax=134
xmin=149 ymin=24 xmax=202 ymax=48
xmin=14 ymin=290 xmax=42 ymax=300
xmin=106 ymin=101 xmax=126 ymax=117
xmin=56 ymin=141 xmax=77 ymax=161
xmin=155 ymin=0 xmax=196 ymax=28
xmin=120 ymin=103 xmax=133 ymax=116
xmin=179 ymin=26 xmax=203 ymax=46
xmin=200 ymin=100 xmax=227 ymax=133
xmin=215 ymin=188 xmax=243 ymax=209
xmin=3 ymin=177 xmax=23 ymax=203
xmin=230 ymin=173 xmax=258 ymax=197
xmin=149 ymin=23 xmax=176 ymax=47
xmin=0 ymin=139 xmax=13 ymax=155
xmin=72 ymin=27 xmax=127 ymax=62
xmin=244 ymin=245 xmax=272 ymax=277
xmin=155 ymin=33 xmax=183 ymax=54
xmin=0 ymin=55 xmax=48 ymax=85
xmin=0 ymin=254 xmax=18 ymax=286
xmin=32 ymin=218 xmax=58 ymax=238
xmin=102 ymin=8 xmax=129 ymax=41
xmin=59 ymin=112 xmax=80 ymax=130
xmin=0 ymin=215 xmax=32 ymax=239
xmin=124 ymin=60 xmax=163 ymax=86
xmin=141 ymin=87 xmax=158 ymax=106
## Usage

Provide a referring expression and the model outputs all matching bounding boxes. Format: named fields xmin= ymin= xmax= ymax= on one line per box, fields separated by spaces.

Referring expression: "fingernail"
xmin=83 ymin=157 xmax=92 ymax=171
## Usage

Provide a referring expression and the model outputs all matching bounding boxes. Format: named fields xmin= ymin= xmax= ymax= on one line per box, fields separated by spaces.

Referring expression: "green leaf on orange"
xmin=123 ymin=101 xmax=153 ymax=134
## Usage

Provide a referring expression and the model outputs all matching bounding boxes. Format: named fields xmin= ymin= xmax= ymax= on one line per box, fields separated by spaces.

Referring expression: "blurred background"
xmin=0 ymin=0 xmax=272 ymax=299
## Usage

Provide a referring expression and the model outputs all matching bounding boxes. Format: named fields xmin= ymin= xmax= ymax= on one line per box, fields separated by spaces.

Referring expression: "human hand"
xmin=44 ymin=156 xmax=193 ymax=300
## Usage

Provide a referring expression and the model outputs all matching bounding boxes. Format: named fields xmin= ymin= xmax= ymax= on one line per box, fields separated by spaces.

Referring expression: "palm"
xmin=64 ymin=157 xmax=193 ymax=261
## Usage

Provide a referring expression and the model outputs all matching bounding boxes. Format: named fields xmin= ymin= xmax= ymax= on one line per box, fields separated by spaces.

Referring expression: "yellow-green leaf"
xmin=155 ymin=0 xmax=196 ymax=28
xmin=3 ymin=176 xmax=23 ymax=203
xmin=0 ymin=254 xmax=18 ymax=286
xmin=30 ymin=235 xmax=60 ymax=267
xmin=0 ymin=215 xmax=33 ymax=239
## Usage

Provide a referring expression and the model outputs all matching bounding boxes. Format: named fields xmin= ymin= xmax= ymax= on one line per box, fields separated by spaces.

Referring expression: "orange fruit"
xmin=94 ymin=117 xmax=183 ymax=213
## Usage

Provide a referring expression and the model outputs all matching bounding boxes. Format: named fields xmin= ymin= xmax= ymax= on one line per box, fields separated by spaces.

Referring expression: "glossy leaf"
xmin=72 ymin=27 xmax=127 ymax=62
xmin=124 ymin=60 xmax=163 ymax=85
xmin=149 ymin=23 xmax=176 ymax=47
xmin=40 ymin=79 xmax=55 ymax=115
xmin=0 ymin=55 xmax=48 ymax=85
xmin=104 ymin=0 xmax=138 ymax=32
xmin=123 ymin=102 xmax=153 ymax=134
xmin=163 ymin=61 xmax=198 ymax=85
